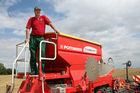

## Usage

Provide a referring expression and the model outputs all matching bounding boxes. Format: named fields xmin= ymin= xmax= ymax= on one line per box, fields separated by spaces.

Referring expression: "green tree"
xmin=0 ymin=63 xmax=7 ymax=74
xmin=0 ymin=63 xmax=14 ymax=75
xmin=6 ymin=68 xmax=12 ymax=74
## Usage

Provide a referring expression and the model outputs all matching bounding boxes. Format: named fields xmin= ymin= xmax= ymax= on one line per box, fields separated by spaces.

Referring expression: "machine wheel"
xmin=95 ymin=87 xmax=106 ymax=93
xmin=116 ymin=88 xmax=129 ymax=93
xmin=105 ymin=87 xmax=113 ymax=93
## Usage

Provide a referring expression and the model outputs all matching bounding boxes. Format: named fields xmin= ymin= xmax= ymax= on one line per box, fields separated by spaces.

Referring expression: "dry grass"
xmin=0 ymin=68 xmax=140 ymax=93
xmin=112 ymin=68 xmax=140 ymax=81
xmin=0 ymin=75 xmax=24 ymax=93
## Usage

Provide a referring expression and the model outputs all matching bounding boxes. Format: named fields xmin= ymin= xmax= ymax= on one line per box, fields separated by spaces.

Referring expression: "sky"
xmin=0 ymin=0 xmax=140 ymax=69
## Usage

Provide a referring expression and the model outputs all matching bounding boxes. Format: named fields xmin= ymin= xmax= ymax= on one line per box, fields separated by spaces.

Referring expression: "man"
xmin=25 ymin=6 xmax=59 ymax=75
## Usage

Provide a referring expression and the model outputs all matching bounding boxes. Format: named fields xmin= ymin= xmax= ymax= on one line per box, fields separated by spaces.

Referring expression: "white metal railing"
xmin=39 ymin=40 xmax=57 ymax=93
xmin=12 ymin=42 xmax=29 ymax=85
xmin=39 ymin=40 xmax=57 ymax=61
xmin=11 ymin=33 xmax=58 ymax=93
xmin=16 ymin=42 xmax=30 ymax=77
xmin=39 ymin=37 xmax=57 ymax=93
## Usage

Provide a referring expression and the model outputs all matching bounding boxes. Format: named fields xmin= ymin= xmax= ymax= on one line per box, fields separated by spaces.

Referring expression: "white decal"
xmin=60 ymin=45 xmax=82 ymax=52
xmin=83 ymin=46 xmax=97 ymax=54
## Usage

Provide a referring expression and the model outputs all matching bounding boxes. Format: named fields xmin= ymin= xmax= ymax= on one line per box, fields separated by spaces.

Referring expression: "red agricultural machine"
xmin=11 ymin=32 xmax=140 ymax=93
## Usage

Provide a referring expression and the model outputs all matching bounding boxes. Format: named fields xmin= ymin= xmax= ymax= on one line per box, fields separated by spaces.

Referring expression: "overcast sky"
xmin=0 ymin=0 xmax=140 ymax=69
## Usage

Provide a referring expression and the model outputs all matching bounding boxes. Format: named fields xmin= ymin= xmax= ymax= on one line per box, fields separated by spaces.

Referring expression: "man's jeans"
xmin=29 ymin=35 xmax=46 ymax=74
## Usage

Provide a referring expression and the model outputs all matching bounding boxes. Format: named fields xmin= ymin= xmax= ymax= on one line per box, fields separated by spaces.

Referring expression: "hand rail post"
xmin=24 ymin=48 xmax=27 ymax=78
xmin=39 ymin=40 xmax=57 ymax=93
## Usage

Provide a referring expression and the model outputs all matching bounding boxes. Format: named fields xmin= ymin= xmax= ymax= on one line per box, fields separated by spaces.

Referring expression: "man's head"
xmin=34 ymin=6 xmax=41 ymax=17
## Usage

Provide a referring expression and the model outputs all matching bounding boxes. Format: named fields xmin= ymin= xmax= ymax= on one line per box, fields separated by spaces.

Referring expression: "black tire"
xmin=105 ymin=87 xmax=113 ymax=93
xmin=96 ymin=87 xmax=106 ymax=93
xmin=116 ymin=88 xmax=129 ymax=93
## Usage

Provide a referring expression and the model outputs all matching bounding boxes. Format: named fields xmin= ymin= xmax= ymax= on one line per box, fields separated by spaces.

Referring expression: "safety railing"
xmin=39 ymin=40 xmax=57 ymax=93
xmin=11 ymin=32 xmax=58 ymax=93
xmin=39 ymin=40 xmax=57 ymax=61
xmin=12 ymin=42 xmax=29 ymax=86
xmin=39 ymin=33 xmax=57 ymax=93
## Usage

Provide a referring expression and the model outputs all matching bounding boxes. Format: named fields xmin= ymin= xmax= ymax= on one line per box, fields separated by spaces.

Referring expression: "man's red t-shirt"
xmin=26 ymin=15 xmax=51 ymax=36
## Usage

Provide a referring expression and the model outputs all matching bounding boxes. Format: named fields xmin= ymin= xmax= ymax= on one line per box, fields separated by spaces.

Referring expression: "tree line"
xmin=0 ymin=63 xmax=15 ymax=75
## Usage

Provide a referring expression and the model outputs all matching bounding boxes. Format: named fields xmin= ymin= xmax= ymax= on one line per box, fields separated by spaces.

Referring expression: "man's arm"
xmin=49 ymin=23 xmax=59 ymax=34
xmin=25 ymin=28 xmax=30 ymax=43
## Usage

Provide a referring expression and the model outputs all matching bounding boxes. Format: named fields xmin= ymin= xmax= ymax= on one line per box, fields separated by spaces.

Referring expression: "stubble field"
xmin=0 ymin=68 xmax=140 ymax=93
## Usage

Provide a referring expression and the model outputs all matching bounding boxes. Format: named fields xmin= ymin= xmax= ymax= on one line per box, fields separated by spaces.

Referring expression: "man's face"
xmin=34 ymin=9 xmax=41 ymax=16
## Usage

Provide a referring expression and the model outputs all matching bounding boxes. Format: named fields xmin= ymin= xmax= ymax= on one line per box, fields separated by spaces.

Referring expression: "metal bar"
xmin=12 ymin=42 xmax=28 ymax=84
xmin=18 ymin=45 xmax=29 ymax=48
xmin=16 ymin=42 xmax=25 ymax=46
xmin=42 ymin=79 xmax=44 ymax=93
xmin=39 ymin=40 xmax=57 ymax=62
xmin=15 ymin=63 xmax=18 ymax=77
xmin=41 ymin=57 xmax=56 ymax=61
xmin=24 ymin=48 xmax=26 ymax=78
xmin=126 ymin=65 xmax=129 ymax=83
xmin=16 ymin=45 xmax=18 ymax=57
xmin=15 ymin=45 xmax=18 ymax=77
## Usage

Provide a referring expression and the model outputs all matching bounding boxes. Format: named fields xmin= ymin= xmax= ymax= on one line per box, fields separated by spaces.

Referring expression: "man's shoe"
xmin=30 ymin=71 xmax=37 ymax=75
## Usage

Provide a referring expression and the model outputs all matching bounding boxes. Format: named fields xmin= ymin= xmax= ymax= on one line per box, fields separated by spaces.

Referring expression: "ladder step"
xmin=29 ymin=75 xmax=39 ymax=77
xmin=17 ymin=58 xmax=29 ymax=62
xmin=16 ymin=73 xmax=39 ymax=78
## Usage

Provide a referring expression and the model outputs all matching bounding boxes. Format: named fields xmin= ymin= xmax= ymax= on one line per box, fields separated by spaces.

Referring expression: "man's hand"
xmin=25 ymin=38 xmax=29 ymax=43
xmin=55 ymin=30 xmax=60 ymax=34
